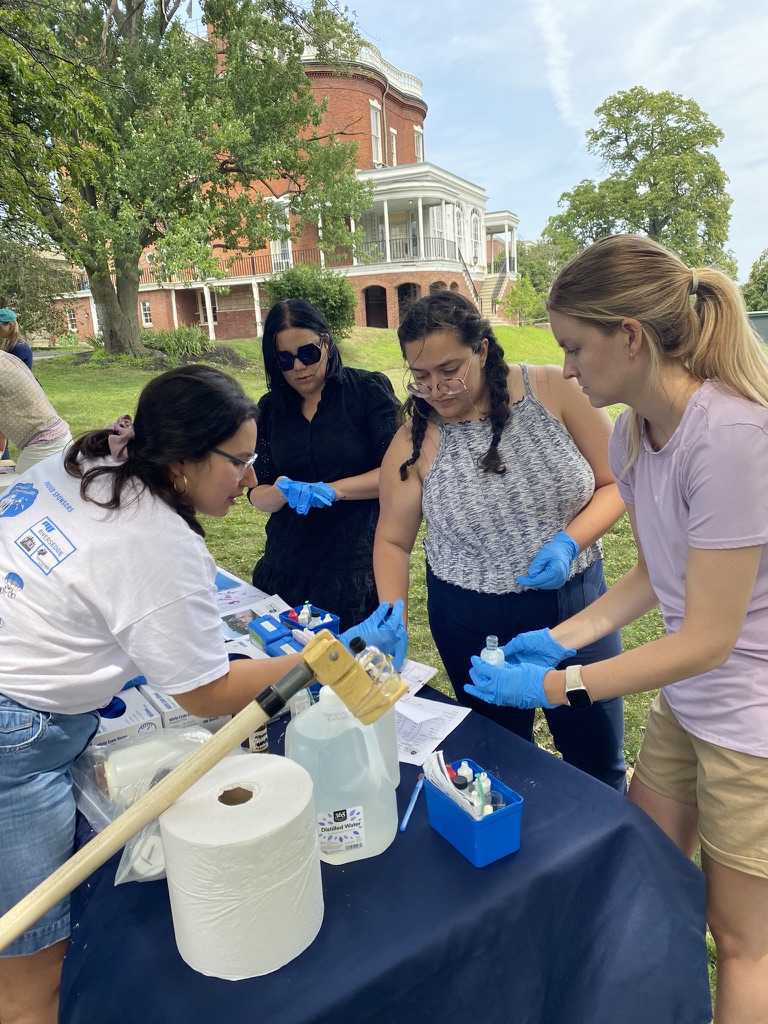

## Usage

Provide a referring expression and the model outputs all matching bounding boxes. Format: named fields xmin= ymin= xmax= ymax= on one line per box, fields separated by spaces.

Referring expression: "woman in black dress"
xmin=248 ymin=299 xmax=399 ymax=632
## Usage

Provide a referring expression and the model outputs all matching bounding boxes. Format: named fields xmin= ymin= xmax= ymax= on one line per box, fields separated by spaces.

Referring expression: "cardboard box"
xmin=91 ymin=688 xmax=162 ymax=748
xmin=138 ymin=684 xmax=231 ymax=734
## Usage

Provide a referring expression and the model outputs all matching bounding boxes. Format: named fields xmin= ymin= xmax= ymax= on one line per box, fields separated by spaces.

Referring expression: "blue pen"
xmin=399 ymin=772 xmax=424 ymax=832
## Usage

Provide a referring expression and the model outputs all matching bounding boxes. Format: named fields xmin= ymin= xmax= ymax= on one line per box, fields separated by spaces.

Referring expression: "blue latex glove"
xmin=517 ymin=531 xmax=579 ymax=590
xmin=465 ymin=657 xmax=555 ymax=709
xmin=340 ymin=600 xmax=409 ymax=671
xmin=276 ymin=478 xmax=336 ymax=516
xmin=501 ymin=628 xmax=576 ymax=668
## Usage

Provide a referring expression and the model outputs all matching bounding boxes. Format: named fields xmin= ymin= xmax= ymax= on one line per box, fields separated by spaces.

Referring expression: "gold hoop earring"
xmin=172 ymin=474 xmax=188 ymax=495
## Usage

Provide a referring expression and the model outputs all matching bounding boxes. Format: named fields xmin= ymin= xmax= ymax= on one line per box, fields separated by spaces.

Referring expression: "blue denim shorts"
xmin=0 ymin=695 xmax=99 ymax=957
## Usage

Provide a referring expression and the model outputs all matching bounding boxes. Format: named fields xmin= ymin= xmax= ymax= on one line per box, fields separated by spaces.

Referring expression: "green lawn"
xmin=32 ymin=325 xmax=662 ymax=766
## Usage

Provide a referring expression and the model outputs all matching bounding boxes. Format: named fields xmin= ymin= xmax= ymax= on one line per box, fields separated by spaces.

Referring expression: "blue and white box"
xmin=91 ymin=688 xmax=162 ymax=748
xmin=248 ymin=614 xmax=291 ymax=651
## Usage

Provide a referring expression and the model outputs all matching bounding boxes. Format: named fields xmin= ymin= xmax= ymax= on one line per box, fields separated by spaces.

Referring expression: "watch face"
xmin=566 ymin=687 xmax=592 ymax=709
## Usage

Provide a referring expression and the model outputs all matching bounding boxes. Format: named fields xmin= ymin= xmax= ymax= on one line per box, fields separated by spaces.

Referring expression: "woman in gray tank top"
xmin=374 ymin=291 xmax=627 ymax=790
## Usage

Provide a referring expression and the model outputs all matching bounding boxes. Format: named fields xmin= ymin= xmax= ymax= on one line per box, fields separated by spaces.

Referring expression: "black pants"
xmin=427 ymin=560 xmax=627 ymax=793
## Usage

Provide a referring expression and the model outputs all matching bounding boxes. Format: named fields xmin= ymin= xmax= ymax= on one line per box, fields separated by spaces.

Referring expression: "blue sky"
xmin=345 ymin=0 xmax=768 ymax=282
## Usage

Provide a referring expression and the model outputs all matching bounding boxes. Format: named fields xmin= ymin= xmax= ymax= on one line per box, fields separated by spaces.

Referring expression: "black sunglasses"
xmin=275 ymin=340 xmax=325 ymax=373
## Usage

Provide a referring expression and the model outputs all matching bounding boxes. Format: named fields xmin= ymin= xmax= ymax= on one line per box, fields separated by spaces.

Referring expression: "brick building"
xmin=55 ymin=39 xmax=519 ymax=341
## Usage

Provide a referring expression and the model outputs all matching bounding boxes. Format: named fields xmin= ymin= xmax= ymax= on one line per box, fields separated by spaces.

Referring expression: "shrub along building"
xmin=54 ymin=38 xmax=519 ymax=343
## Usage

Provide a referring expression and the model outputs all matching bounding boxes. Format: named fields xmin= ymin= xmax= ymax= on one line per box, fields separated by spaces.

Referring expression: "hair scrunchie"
xmin=107 ymin=414 xmax=135 ymax=462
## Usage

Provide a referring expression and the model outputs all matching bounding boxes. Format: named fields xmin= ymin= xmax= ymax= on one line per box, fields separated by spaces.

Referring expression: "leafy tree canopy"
xmin=2 ymin=0 xmax=373 ymax=355
xmin=264 ymin=262 xmax=357 ymax=340
xmin=544 ymin=86 xmax=737 ymax=276
xmin=0 ymin=237 xmax=73 ymax=336
xmin=516 ymin=239 xmax=570 ymax=298
xmin=743 ymin=250 xmax=768 ymax=312
xmin=0 ymin=1 xmax=111 ymax=222
xmin=499 ymin=274 xmax=547 ymax=326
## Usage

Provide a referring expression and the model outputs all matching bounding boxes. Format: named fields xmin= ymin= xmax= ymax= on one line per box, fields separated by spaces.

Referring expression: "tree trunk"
xmin=87 ymin=260 xmax=146 ymax=356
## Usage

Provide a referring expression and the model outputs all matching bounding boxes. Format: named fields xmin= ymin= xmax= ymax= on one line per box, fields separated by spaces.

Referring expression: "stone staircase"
xmin=477 ymin=273 xmax=513 ymax=325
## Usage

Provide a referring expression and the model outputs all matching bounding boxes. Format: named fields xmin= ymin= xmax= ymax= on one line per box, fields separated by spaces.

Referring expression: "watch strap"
xmin=564 ymin=664 xmax=592 ymax=708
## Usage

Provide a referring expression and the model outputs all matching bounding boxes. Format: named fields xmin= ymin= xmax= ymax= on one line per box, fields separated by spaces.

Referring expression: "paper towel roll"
xmin=159 ymin=753 xmax=323 ymax=980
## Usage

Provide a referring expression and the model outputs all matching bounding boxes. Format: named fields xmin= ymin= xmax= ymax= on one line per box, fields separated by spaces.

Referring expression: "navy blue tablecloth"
xmin=59 ymin=692 xmax=711 ymax=1024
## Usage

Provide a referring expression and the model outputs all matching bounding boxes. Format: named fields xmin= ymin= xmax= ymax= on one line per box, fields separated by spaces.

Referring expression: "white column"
xmin=88 ymin=296 xmax=99 ymax=334
xmin=317 ymin=214 xmax=326 ymax=269
xmin=441 ymin=198 xmax=446 ymax=258
xmin=251 ymin=281 xmax=262 ymax=336
xmin=417 ymin=197 xmax=425 ymax=260
xmin=383 ymin=200 xmax=391 ymax=263
xmin=171 ymin=288 xmax=179 ymax=329
xmin=350 ymin=216 xmax=358 ymax=267
xmin=505 ymin=221 xmax=511 ymax=275
xmin=202 ymin=284 xmax=216 ymax=343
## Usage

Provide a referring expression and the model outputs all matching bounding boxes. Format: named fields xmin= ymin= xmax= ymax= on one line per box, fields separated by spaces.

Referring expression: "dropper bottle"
xmin=480 ymin=635 xmax=505 ymax=666
xmin=297 ymin=601 xmax=312 ymax=627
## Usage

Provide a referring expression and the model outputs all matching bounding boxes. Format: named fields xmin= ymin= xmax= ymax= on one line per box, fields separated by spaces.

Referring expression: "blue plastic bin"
xmin=423 ymin=758 xmax=523 ymax=868
xmin=278 ymin=605 xmax=340 ymax=636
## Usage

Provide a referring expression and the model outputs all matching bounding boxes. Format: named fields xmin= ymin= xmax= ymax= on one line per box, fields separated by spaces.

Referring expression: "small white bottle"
xmin=288 ymin=687 xmax=312 ymax=720
xmin=297 ymin=601 xmax=312 ymax=627
xmin=480 ymin=635 xmax=505 ymax=667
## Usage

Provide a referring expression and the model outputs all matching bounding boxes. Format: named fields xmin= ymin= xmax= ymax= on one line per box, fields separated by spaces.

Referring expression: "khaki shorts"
xmin=634 ymin=691 xmax=768 ymax=879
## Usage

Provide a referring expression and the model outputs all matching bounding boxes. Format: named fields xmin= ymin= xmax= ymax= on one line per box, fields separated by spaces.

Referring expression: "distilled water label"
xmin=316 ymin=805 xmax=365 ymax=854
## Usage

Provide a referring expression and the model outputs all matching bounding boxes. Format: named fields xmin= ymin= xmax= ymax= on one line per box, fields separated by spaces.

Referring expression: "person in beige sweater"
xmin=0 ymin=350 xmax=71 ymax=477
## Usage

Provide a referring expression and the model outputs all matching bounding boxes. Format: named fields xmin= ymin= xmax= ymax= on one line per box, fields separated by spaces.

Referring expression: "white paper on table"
xmin=395 ymin=695 xmax=471 ymax=766
xmin=213 ymin=569 xmax=271 ymax=615
xmin=224 ymin=636 xmax=270 ymax=660
xmin=398 ymin=658 xmax=438 ymax=697
xmin=218 ymin=595 xmax=293 ymax=643
xmin=249 ymin=593 xmax=292 ymax=617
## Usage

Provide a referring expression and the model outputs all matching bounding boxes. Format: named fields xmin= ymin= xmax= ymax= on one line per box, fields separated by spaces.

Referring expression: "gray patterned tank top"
xmin=422 ymin=365 xmax=602 ymax=594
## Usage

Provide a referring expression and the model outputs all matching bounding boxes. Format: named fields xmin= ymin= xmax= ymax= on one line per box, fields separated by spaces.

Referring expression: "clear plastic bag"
xmin=71 ymin=727 xmax=214 ymax=885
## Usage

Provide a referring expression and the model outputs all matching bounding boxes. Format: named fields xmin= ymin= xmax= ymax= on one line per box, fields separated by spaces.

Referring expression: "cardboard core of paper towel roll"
xmin=160 ymin=754 xmax=323 ymax=980
xmin=218 ymin=786 xmax=253 ymax=806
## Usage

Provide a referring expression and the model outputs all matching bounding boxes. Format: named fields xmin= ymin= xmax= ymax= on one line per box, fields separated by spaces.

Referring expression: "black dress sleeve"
xmin=364 ymin=371 xmax=400 ymax=463
xmin=253 ymin=393 xmax=278 ymax=487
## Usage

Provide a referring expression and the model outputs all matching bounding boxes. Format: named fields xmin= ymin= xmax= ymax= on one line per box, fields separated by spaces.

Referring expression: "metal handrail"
xmin=457 ymin=249 xmax=481 ymax=308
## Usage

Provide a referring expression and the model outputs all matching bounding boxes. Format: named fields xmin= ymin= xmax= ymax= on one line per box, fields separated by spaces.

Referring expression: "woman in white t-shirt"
xmin=464 ymin=234 xmax=768 ymax=1022
xmin=0 ymin=364 xmax=406 ymax=1024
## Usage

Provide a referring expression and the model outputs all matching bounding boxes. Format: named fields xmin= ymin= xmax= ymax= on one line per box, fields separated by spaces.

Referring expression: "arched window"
xmin=455 ymin=204 xmax=465 ymax=257
xmin=470 ymin=211 xmax=481 ymax=265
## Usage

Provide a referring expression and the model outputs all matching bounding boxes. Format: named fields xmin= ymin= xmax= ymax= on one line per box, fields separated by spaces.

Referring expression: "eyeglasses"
xmin=210 ymin=447 xmax=257 ymax=481
xmin=275 ymin=338 xmax=326 ymax=373
xmin=405 ymin=352 xmax=476 ymax=398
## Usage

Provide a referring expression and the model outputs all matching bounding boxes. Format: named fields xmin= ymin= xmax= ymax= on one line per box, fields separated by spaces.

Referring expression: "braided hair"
xmin=65 ymin=365 xmax=259 ymax=537
xmin=397 ymin=291 xmax=510 ymax=480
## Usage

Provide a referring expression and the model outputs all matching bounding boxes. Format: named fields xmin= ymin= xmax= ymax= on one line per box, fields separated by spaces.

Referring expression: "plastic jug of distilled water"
xmin=349 ymin=638 xmax=401 ymax=789
xmin=480 ymin=635 xmax=505 ymax=667
xmin=284 ymin=685 xmax=398 ymax=864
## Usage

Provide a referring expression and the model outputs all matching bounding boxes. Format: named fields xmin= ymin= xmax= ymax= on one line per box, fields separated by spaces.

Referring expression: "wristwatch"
xmin=564 ymin=664 xmax=592 ymax=708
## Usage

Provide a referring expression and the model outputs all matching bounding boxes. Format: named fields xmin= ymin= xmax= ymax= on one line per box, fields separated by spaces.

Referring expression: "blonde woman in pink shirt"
xmin=465 ymin=234 xmax=768 ymax=1023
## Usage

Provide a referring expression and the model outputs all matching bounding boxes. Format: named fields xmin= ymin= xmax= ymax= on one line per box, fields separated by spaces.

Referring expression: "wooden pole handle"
xmin=0 ymin=631 xmax=404 ymax=953
xmin=0 ymin=694 xmax=270 ymax=953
